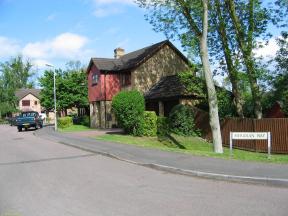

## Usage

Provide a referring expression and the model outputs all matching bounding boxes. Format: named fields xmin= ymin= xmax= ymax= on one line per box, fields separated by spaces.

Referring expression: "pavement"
xmin=35 ymin=126 xmax=288 ymax=187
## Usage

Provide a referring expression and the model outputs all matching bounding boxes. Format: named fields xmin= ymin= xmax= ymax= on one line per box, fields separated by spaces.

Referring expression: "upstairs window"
xmin=22 ymin=100 xmax=30 ymax=106
xmin=92 ymin=73 xmax=99 ymax=85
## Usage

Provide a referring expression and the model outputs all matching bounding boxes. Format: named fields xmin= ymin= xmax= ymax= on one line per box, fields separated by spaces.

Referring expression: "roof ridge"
xmin=119 ymin=40 xmax=169 ymax=59
xmin=87 ymin=39 xmax=189 ymax=73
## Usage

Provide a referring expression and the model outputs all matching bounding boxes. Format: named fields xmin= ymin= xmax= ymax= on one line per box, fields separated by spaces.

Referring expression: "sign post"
xmin=230 ymin=132 xmax=271 ymax=159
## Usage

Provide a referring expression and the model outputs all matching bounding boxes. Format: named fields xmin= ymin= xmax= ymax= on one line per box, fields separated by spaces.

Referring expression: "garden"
xmin=96 ymin=90 xmax=288 ymax=163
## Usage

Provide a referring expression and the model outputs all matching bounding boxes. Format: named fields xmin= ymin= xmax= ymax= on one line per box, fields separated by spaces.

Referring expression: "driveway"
xmin=1 ymin=125 xmax=288 ymax=216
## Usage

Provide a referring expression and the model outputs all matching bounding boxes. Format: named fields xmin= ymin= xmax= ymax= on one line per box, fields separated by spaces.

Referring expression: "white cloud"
xmin=31 ymin=59 xmax=51 ymax=69
xmin=20 ymin=33 xmax=95 ymax=68
xmin=51 ymin=33 xmax=88 ymax=56
xmin=23 ymin=33 xmax=89 ymax=60
xmin=0 ymin=33 xmax=95 ymax=69
xmin=23 ymin=42 xmax=50 ymax=59
xmin=0 ymin=36 xmax=21 ymax=58
xmin=254 ymin=37 xmax=279 ymax=59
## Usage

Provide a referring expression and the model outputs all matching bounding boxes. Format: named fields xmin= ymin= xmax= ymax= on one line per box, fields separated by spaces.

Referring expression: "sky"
xmin=0 ymin=0 xmax=284 ymax=81
xmin=0 ymin=0 xmax=171 ymax=71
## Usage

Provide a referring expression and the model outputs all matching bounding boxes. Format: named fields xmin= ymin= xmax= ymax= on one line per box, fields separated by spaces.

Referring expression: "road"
xmin=0 ymin=125 xmax=287 ymax=216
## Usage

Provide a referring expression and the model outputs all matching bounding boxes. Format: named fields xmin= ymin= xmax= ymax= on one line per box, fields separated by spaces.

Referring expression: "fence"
xmin=193 ymin=108 xmax=288 ymax=154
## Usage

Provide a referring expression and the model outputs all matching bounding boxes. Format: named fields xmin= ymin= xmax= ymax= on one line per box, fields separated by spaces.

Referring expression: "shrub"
xmin=142 ymin=111 xmax=157 ymax=136
xmin=157 ymin=116 xmax=170 ymax=136
xmin=80 ymin=115 xmax=90 ymax=127
xmin=58 ymin=116 xmax=73 ymax=129
xmin=112 ymin=90 xmax=145 ymax=136
xmin=73 ymin=115 xmax=90 ymax=127
xmin=169 ymin=104 xmax=199 ymax=136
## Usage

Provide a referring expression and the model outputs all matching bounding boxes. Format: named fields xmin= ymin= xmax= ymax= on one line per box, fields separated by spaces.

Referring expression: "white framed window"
xmin=92 ymin=73 xmax=99 ymax=85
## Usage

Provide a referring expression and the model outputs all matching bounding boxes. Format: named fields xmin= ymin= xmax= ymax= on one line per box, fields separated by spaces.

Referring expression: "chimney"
xmin=114 ymin=47 xmax=125 ymax=59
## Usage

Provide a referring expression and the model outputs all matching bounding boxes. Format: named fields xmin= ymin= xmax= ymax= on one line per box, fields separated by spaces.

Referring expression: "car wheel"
xmin=18 ymin=127 xmax=22 ymax=132
xmin=25 ymin=128 xmax=28 ymax=131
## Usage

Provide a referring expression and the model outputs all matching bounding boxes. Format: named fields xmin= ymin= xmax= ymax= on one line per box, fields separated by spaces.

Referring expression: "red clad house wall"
xmin=105 ymin=73 xmax=121 ymax=100
xmin=266 ymin=102 xmax=285 ymax=118
xmin=88 ymin=64 xmax=121 ymax=102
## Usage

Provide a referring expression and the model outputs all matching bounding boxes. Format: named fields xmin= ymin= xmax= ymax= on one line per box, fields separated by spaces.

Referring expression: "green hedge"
xmin=73 ymin=115 xmax=90 ymax=127
xmin=112 ymin=90 xmax=145 ymax=136
xmin=169 ymin=104 xmax=199 ymax=136
xmin=58 ymin=116 xmax=73 ymax=129
xmin=142 ymin=111 xmax=157 ymax=136
xmin=80 ymin=116 xmax=90 ymax=127
xmin=157 ymin=116 xmax=169 ymax=136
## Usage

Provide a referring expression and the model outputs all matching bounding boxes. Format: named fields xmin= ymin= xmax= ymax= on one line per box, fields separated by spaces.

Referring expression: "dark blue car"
xmin=16 ymin=111 xmax=43 ymax=132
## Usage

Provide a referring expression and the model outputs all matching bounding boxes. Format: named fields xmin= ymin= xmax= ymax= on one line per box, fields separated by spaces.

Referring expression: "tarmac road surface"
xmin=0 ymin=125 xmax=287 ymax=216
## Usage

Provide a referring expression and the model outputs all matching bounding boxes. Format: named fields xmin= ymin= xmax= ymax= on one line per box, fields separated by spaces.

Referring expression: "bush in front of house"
xmin=112 ymin=90 xmax=145 ymax=136
xmin=157 ymin=116 xmax=170 ymax=136
xmin=73 ymin=115 xmax=90 ymax=127
xmin=58 ymin=116 xmax=73 ymax=129
xmin=169 ymin=104 xmax=199 ymax=136
xmin=142 ymin=111 xmax=157 ymax=136
xmin=80 ymin=115 xmax=90 ymax=127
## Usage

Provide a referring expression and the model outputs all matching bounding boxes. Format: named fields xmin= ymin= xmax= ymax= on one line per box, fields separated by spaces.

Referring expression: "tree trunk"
xmin=243 ymin=56 xmax=262 ymax=119
xmin=225 ymin=0 xmax=262 ymax=119
xmin=215 ymin=0 xmax=244 ymax=118
xmin=201 ymin=0 xmax=223 ymax=153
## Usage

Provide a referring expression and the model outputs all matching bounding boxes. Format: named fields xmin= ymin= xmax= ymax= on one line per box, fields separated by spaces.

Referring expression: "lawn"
xmin=95 ymin=134 xmax=288 ymax=163
xmin=59 ymin=124 xmax=93 ymax=132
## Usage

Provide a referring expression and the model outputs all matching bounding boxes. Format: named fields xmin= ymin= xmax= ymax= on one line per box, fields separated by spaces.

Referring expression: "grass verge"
xmin=95 ymin=134 xmax=288 ymax=164
xmin=59 ymin=124 xmax=93 ymax=132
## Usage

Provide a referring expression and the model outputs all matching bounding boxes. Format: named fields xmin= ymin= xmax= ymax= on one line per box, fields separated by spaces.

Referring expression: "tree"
xmin=269 ymin=32 xmax=288 ymax=115
xmin=0 ymin=55 xmax=35 ymax=116
xmin=178 ymin=71 xmax=235 ymax=118
xmin=39 ymin=61 xmax=88 ymax=115
xmin=39 ymin=69 xmax=56 ymax=112
xmin=275 ymin=32 xmax=288 ymax=74
xmin=224 ymin=0 xmax=269 ymax=119
xmin=210 ymin=0 xmax=244 ymax=117
xmin=136 ymin=0 xmax=223 ymax=153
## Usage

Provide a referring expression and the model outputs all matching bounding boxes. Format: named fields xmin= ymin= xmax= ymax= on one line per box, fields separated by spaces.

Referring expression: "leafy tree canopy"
xmin=0 ymin=55 xmax=35 ymax=116
xmin=39 ymin=61 xmax=88 ymax=113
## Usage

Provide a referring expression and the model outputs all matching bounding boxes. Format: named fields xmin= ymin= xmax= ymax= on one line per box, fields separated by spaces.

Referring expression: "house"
xmin=87 ymin=40 xmax=200 ymax=128
xmin=15 ymin=89 xmax=42 ymax=113
xmin=265 ymin=101 xmax=286 ymax=118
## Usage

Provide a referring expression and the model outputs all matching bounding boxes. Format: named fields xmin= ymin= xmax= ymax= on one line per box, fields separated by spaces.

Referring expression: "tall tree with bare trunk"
xmin=136 ymin=0 xmax=223 ymax=153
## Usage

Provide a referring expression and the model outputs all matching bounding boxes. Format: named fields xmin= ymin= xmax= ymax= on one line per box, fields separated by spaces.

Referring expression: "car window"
xmin=22 ymin=112 xmax=36 ymax=117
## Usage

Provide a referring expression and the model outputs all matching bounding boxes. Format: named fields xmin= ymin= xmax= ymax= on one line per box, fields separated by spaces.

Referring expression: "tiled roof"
xmin=15 ymin=88 xmax=41 ymax=100
xmin=88 ymin=40 xmax=189 ymax=73
xmin=145 ymin=75 xmax=201 ymax=100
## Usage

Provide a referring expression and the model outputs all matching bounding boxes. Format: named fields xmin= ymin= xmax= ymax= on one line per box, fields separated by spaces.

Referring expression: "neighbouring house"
xmin=15 ymin=89 xmax=42 ymax=113
xmin=15 ymin=88 xmax=56 ymax=123
xmin=265 ymin=101 xmax=286 ymax=118
xmin=87 ymin=40 xmax=201 ymax=128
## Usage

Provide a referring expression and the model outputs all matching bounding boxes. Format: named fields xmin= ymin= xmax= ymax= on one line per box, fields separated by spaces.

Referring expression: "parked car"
xmin=39 ymin=113 xmax=47 ymax=122
xmin=15 ymin=111 xmax=43 ymax=132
